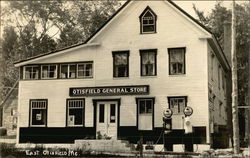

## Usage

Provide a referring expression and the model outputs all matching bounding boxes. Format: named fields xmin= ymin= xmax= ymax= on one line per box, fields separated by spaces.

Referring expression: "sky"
xmin=0 ymin=0 xmax=248 ymax=38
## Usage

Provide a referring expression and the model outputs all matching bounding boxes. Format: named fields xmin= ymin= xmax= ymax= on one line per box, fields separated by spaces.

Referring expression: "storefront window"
xmin=30 ymin=99 xmax=47 ymax=126
xmin=67 ymin=99 xmax=84 ymax=126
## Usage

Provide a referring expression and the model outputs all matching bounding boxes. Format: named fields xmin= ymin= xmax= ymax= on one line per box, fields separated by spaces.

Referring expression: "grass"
xmin=0 ymin=135 xmax=16 ymax=139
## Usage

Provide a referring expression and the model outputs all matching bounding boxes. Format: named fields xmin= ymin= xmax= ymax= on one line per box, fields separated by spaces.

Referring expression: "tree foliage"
xmin=0 ymin=0 xmax=121 ymax=101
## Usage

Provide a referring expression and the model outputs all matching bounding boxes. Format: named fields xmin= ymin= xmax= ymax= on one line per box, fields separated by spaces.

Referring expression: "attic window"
xmin=140 ymin=7 xmax=157 ymax=34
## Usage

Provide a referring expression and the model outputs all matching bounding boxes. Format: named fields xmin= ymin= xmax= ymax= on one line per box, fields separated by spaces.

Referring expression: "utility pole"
xmin=231 ymin=0 xmax=240 ymax=154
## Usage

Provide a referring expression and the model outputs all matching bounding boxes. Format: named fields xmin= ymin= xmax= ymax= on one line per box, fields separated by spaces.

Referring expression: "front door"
xmin=96 ymin=102 xmax=118 ymax=139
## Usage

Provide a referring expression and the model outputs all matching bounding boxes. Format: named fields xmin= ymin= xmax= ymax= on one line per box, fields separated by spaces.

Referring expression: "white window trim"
xmin=138 ymin=99 xmax=153 ymax=115
xmin=41 ymin=65 xmax=58 ymax=79
xmin=24 ymin=65 xmax=39 ymax=80
xmin=67 ymin=99 xmax=84 ymax=127
xmin=169 ymin=97 xmax=186 ymax=115
xmin=77 ymin=62 xmax=93 ymax=78
xmin=141 ymin=10 xmax=156 ymax=34
xmin=30 ymin=100 xmax=47 ymax=127
xmin=60 ymin=64 xmax=76 ymax=79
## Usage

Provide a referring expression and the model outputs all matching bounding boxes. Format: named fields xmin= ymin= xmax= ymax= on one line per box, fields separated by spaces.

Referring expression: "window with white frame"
xmin=137 ymin=98 xmax=154 ymax=130
xmin=60 ymin=64 xmax=76 ymax=78
xmin=169 ymin=48 xmax=185 ymax=75
xmin=139 ymin=99 xmax=153 ymax=114
xmin=41 ymin=65 xmax=57 ymax=79
xmin=30 ymin=100 xmax=47 ymax=126
xmin=168 ymin=97 xmax=186 ymax=115
xmin=25 ymin=66 xmax=39 ymax=79
xmin=113 ymin=51 xmax=129 ymax=77
xmin=140 ymin=7 xmax=157 ymax=33
xmin=67 ymin=99 xmax=84 ymax=126
xmin=77 ymin=62 xmax=93 ymax=78
xmin=140 ymin=49 xmax=157 ymax=76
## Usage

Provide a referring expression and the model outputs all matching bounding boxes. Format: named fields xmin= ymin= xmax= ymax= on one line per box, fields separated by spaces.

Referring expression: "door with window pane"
xmin=96 ymin=102 xmax=118 ymax=139
xmin=138 ymin=99 xmax=153 ymax=130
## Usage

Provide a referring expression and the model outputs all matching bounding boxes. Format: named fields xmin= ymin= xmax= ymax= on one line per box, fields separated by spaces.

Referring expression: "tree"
xmin=0 ymin=1 xmax=121 ymax=102
xmin=0 ymin=26 xmax=19 ymax=101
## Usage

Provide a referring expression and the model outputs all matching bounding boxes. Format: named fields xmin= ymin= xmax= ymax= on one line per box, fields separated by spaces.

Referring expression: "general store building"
xmin=14 ymin=0 xmax=231 ymax=150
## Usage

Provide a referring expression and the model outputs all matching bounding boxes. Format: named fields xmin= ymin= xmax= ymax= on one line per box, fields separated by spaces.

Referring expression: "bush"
xmin=0 ymin=143 xmax=18 ymax=157
xmin=0 ymin=127 xmax=7 ymax=136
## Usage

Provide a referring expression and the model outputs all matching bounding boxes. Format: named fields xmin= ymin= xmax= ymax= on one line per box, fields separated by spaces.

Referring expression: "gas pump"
xmin=163 ymin=109 xmax=173 ymax=151
xmin=183 ymin=106 xmax=194 ymax=152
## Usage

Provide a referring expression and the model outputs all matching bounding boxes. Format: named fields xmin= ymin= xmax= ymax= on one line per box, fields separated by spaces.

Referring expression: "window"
xmin=77 ymin=62 xmax=93 ymax=78
xmin=169 ymin=48 xmax=185 ymax=75
xmin=99 ymin=104 xmax=105 ymax=123
xmin=67 ymin=99 xmax=84 ymax=126
xmin=139 ymin=99 xmax=153 ymax=114
xmin=219 ymin=101 xmax=223 ymax=117
xmin=211 ymin=53 xmax=214 ymax=80
xmin=60 ymin=64 xmax=76 ymax=78
xmin=222 ymin=73 xmax=225 ymax=90
xmin=24 ymin=66 xmax=39 ymax=79
xmin=110 ymin=104 xmax=116 ymax=123
xmin=41 ymin=65 xmax=57 ymax=79
xmin=218 ymin=65 xmax=221 ymax=89
xmin=10 ymin=108 xmax=16 ymax=116
xmin=139 ymin=7 xmax=157 ymax=33
xmin=113 ymin=51 xmax=129 ymax=77
xmin=137 ymin=98 xmax=154 ymax=130
xmin=168 ymin=97 xmax=187 ymax=115
xmin=140 ymin=49 xmax=157 ymax=76
xmin=30 ymin=99 xmax=47 ymax=126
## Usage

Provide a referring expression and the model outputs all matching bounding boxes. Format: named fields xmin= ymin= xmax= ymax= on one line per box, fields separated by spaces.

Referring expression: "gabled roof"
xmin=14 ymin=0 xmax=229 ymax=69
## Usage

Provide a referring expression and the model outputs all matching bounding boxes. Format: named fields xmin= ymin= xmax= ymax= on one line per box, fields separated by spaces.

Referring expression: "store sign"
xmin=69 ymin=85 xmax=149 ymax=96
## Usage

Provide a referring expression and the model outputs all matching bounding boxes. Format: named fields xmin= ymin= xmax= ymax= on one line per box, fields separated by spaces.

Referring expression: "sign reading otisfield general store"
xmin=69 ymin=85 xmax=149 ymax=96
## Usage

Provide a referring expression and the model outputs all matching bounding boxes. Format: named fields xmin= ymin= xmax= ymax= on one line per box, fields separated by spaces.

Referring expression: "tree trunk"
xmin=231 ymin=0 xmax=240 ymax=154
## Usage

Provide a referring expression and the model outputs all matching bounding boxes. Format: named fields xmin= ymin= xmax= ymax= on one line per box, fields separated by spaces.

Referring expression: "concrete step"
xmin=74 ymin=139 xmax=134 ymax=153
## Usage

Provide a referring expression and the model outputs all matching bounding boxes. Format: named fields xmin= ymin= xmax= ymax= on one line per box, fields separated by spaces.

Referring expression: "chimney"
xmin=223 ymin=21 xmax=232 ymax=67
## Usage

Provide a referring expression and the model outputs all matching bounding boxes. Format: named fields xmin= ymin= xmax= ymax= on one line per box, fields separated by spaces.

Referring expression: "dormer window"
xmin=139 ymin=6 xmax=157 ymax=34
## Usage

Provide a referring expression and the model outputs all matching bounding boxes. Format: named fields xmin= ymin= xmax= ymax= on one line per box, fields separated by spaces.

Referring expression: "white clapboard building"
xmin=14 ymin=0 xmax=231 ymax=150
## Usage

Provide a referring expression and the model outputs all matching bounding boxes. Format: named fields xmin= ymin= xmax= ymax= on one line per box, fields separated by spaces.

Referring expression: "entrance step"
xmin=74 ymin=139 xmax=135 ymax=153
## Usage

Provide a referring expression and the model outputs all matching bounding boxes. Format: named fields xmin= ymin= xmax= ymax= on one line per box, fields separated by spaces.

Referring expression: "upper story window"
xmin=60 ymin=64 xmax=76 ymax=79
xmin=168 ymin=48 xmax=186 ymax=75
xmin=30 ymin=99 xmax=47 ymax=127
xmin=77 ymin=62 xmax=93 ymax=78
xmin=140 ymin=49 xmax=157 ymax=76
xmin=24 ymin=65 xmax=39 ymax=79
xmin=41 ymin=65 xmax=57 ymax=79
xmin=112 ymin=51 xmax=129 ymax=77
xmin=168 ymin=96 xmax=187 ymax=115
xmin=139 ymin=6 xmax=157 ymax=34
